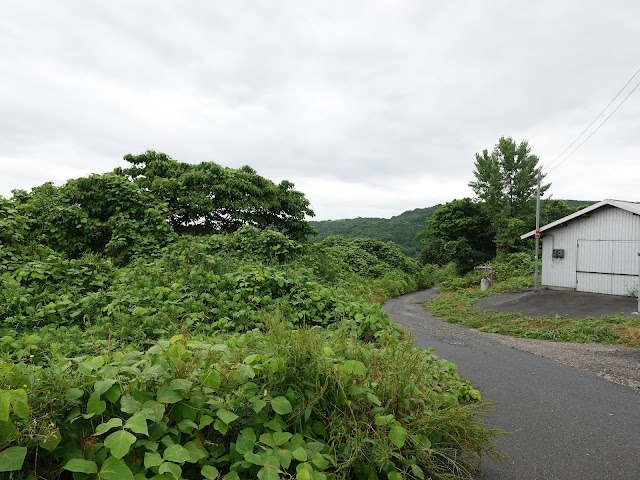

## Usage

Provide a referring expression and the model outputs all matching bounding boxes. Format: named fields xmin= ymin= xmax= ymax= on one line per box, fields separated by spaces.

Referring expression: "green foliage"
xmin=0 ymin=323 xmax=503 ymax=479
xmin=117 ymin=150 xmax=316 ymax=241
xmin=319 ymin=236 xmax=421 ymax=279
xmin=469 ymin=137 xmax=549 ymax=220
xmin=310 ymin=206 xmax=442 ymax=258
xmin=418 ymin=199 xmax=495 ymax=274
xmin=11 ymin=174 xmax=175 ymax=263
xmin=0 ymin=163 xmax=505 ymax=479
xmin=469 ymin=137 xmax=550 ymax=255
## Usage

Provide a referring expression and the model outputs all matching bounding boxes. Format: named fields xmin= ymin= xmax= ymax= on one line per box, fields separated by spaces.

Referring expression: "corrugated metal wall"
xmin=541 ymin=206 xmax=640 ymax=295
xmin=576 ymin=240 xmax=640 ymax=294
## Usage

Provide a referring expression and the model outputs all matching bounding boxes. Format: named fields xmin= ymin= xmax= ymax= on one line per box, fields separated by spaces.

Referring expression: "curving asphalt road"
xmin=383 ymin=288 xmax=640 ymax=480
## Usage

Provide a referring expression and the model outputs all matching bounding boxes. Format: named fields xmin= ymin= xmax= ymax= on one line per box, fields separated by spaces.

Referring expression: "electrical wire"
xmin=544 ymin=66 xmax=640 ymax=172
xmin=547 ymin=78 xmax=640 ymax=174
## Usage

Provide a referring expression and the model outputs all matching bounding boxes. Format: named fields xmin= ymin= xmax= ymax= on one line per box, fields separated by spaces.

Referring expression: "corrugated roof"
xmin=520 ymin=199 xmax=640 ymax=239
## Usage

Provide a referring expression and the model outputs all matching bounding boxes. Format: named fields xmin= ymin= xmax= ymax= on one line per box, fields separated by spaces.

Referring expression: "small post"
xmin=534 ymin=170 xmax=541 ymax=291
xmin=637 ymin=252 xmax=640 ymax=313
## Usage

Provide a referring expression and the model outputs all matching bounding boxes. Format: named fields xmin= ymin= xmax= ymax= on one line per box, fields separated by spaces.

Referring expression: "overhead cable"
xmin=544 ymin=66 xmax=640 ymax=172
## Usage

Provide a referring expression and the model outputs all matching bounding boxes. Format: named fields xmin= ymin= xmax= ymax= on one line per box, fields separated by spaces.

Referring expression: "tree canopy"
xmin=418 ymin=198 xmax=495 ymax=273
xmin=468 ymin=137 xmax=550 ymax=255
xmin=117 ymin=150 xmax=316 ymax=241
xmin=8 ymin=152 xmax=317 ymax=263
xmin=469 ymin=137 xmax=549 ymax=221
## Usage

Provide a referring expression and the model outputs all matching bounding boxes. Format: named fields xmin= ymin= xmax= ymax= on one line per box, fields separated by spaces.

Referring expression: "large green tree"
xmin=116 ymin=151 xmax=316 ymax=241
xmin=469 ymin=137 xmax=549 ymax=220
xmin=417 ymin=198 xmax=495 ymax=273
xmin=469 ymin=137 xmax=549 ymax=254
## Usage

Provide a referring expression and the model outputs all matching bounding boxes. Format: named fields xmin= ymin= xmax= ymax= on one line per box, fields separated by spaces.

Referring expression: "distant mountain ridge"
xmin=310 ymin=200 xmax=596 ymax=258
xmin=310 ymin=206 xmax=442 ymax=257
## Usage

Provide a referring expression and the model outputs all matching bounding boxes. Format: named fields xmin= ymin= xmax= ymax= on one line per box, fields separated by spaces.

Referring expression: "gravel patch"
xmin=475 ymin=332 xmax=640 ymax=389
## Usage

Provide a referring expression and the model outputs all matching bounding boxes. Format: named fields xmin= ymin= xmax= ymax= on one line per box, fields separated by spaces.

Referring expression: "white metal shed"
xmin=521 ymin=200 xmax=640 ymax=295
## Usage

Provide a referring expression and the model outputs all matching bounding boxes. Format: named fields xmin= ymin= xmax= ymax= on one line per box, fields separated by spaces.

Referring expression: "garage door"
xmin=576 ymin=240 xmax=640 ymax=295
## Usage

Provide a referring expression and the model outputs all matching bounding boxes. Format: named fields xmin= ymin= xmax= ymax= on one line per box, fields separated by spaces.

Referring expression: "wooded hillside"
xmin=310 ymin=206 xmax=442 ymax=257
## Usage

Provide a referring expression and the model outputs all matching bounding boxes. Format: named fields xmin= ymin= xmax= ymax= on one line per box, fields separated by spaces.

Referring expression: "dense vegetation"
xmin=0 ymin=155 xmax=503 ymax=479
xmin=310 ymin=207 xmax=442 ymax=258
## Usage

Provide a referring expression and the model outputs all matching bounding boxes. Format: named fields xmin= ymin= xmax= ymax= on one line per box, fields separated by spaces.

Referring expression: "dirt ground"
xmin=473 ymin=289 xmax=640 ymax=389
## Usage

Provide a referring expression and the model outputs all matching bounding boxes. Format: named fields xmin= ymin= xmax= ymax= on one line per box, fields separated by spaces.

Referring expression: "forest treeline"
xmin=310 ymin=206 xmax=441 ymax=258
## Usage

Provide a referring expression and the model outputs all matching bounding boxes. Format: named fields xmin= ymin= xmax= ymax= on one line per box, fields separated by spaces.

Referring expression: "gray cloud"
xmin=1 ymin=1 xmax=639 ymax=219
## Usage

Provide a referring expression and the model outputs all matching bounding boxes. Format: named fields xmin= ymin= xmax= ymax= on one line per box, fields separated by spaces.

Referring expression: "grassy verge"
xmin=427 ymin=283 xmax=640 ymax=346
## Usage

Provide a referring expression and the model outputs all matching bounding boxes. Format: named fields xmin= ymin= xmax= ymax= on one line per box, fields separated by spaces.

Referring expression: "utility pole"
xmin=534 ymin=170 xmax=541 ymax=291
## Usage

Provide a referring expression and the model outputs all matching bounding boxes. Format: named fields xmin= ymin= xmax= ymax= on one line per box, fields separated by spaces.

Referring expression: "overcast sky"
xmin=1 ymin=1 xmax=639 ymax=220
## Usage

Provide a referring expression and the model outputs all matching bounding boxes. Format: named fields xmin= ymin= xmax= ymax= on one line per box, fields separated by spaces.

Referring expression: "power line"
xmin=547 ymin=77 xmax=640 ymax=174
xmin=544 ymin=66 xmax=640 ymax=172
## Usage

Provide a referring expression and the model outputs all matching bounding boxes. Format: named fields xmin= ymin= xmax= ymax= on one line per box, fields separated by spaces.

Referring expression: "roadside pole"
xmin=637 ymin=252 xmax=640 ymax=313
xmin=534 ymin=170 xmax=541 ymax=291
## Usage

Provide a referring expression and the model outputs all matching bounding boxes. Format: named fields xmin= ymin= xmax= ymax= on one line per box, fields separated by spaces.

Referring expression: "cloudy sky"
xmin=1 ymin=1 xmax=639 ymax=220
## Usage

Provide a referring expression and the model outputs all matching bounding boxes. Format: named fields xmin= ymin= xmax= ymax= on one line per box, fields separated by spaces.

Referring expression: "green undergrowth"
xmin=0 ymin=205 xmax=505 ymax=479
xmin=427 ymin=281 xmax=640 ymax=346
xmin=0 ymin=229 xmax=421 ymax=364
xmin=0 ymin=320 xmax=504 ymax=479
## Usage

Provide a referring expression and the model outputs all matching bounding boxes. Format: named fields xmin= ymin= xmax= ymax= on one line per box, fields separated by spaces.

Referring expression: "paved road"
xmin=383 ymin=288 xmax=640 ymax=480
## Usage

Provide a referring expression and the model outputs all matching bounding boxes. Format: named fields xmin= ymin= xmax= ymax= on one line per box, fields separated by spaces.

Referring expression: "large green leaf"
xmin=104 ymin=383 xmax=122 ymax=403
xmin=156 ymin=386 xmax=183 ymax=404
xmin=202 ymin=465 xmax=219 ymax=479
xmin=184 ymin=441 xmax=207 ymax=462
xmin=100 ymin=456 xmax=134 ymax=480
xmin=273 ymin=432 xmax=292 ymax=446
xmin=10 ymin=389 xmax=29 ymax=418
xmin=271 ymin=396 xmax=292 ymax=415
xmin=86 ymin=391 xmax=106 ymax=417
xmin=199 ymin=414 xmax=214 ymax=429
xmin=202 ymin=369 xmax=222 ymax=389
xmin=0 ymin=447 xmax=28 ymax=472
xmin=64 ymin=387 xmax=85 ymax=401
xmin=296 ymin=469 xmax=312 ymax=480
xmin=169 ymin=379 xmax=192 ymax=391
xmin=216 ymin=408 xmax=238 ymax=425
xmin=250 ymin=397 xmax=266 ymax=413
xmin=159 ymin=461 xmax=182 ymax=479
xmin=94 ymin=379 xmax=117 ymax=395
xmin=145 ymin=451 xmax=163 ymax=469
xmin=213 ymin=418 xmax=229 ymax=435
xmin=142 ymin=400 xmax=166 ymax=422
xmin=389 ymin=425 xmax=407 ymax=448
xmin=311 ymin=452 xmax=329 ymax=471
xmin=257 ymin=456 xmax=280 ymax=480
xmin=104 ymin=430 xmax=137 ymax=459
xmin=163 ymin=444 xmax=191 ymax=463
xmin=235 ymin=434 xmax=254 ymax=455
xmin=95 ymin=418 xmax=123 ymax=435
xmin=120 ymin=395 xmax=142 ymax=414
xmin=62 ymin=458 xmax=98 ymax=474
xmin=291 ymin=447 xmax=307 ymax=461
xmin=125 ymin=413 xmax=149 ymax=436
